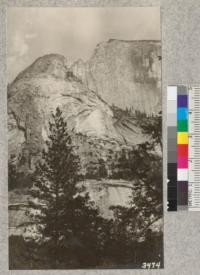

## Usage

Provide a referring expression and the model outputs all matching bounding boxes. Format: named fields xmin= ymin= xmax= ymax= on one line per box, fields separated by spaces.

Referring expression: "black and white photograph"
xmin=7 ymin=7 xmax=163 ymax=269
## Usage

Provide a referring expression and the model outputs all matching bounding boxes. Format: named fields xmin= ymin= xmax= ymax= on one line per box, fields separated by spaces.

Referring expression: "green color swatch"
xmin=177 ymin=120 xmax=188 ymax=132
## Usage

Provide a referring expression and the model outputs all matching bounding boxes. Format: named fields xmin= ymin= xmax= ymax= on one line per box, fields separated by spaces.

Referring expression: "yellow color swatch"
xmin=177 ymin=132 xmax=188 ymax=144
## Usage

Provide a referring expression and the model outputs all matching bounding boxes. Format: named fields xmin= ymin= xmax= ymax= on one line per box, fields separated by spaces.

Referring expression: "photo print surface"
xmin=8 ymin=7 xmax=163 ymax=269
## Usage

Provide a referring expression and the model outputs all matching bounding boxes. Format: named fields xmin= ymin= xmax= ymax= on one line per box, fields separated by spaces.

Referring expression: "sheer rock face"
xmin=72 ymin=40 xmax=161 ymax=114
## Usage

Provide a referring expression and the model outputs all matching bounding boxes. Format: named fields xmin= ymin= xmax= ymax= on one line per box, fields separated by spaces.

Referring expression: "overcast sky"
xmin=7 ymin=7 xmax=160 ymax=82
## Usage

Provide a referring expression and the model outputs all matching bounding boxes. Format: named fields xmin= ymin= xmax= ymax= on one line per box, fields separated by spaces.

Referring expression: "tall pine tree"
xmin=27 ymin=107 xmax=106 ymax=268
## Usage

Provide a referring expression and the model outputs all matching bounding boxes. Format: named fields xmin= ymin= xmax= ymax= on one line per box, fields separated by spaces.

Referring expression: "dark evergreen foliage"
xmin=106 ymin=112 xmax=163 ymax=266
xmin=140 ymin=111 xmax=162 ymax=148
xmin=8 ymin=155 xmax=32 ymax=190
xmin=27 ymin=107 xmax=108 ymax=268
xmin=9 ymin=108 xmax=163 ymax=269
xmin=98 ymin=158 xmax=108 ymax=179
xmin=8 ymin=161 xmax=18 ymax=191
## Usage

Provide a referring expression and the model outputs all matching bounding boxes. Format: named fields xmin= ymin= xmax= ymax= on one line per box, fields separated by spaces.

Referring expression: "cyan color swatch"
xmin=177 ymin=107 xmax=188 ymax=120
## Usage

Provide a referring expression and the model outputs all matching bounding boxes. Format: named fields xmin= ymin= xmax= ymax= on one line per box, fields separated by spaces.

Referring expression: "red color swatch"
xmin=177 ymin=144 xmax=188 ymax=156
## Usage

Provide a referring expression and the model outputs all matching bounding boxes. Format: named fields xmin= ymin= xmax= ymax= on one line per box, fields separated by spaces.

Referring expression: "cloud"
xmin=15 ymin=35 xmax=29 ymax=57
xmin=7 ymin=32 xmax=35 ymax=82
xmin=7 ymin=28 xmax=38 ymax=81
xmin=10 ymin=32 xmax=29 ymax=57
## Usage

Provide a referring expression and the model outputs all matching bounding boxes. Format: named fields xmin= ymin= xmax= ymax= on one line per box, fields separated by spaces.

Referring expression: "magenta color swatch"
xmin=177 ymin=156 xmax=188 ymax=168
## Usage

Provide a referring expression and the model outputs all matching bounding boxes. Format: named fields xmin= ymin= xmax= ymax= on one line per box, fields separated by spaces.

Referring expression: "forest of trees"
xmin=9 ymin=107 xmax=163 ymax=269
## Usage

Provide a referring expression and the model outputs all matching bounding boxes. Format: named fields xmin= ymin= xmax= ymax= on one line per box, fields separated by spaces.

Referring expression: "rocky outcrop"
xmin=8 ymin=40 xmax=161 ymax=174
xmin=8 ymin=53 xmax=150 ymax=172
xmin=12 ymin=54 xmax=69 ymax=82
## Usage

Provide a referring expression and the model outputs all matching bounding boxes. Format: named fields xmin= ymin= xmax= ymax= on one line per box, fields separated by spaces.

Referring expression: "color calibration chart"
xmin=167 ymin=85 xmax=200 ymax=211
xmin=188 ymin=86 xmax=200 ymax=210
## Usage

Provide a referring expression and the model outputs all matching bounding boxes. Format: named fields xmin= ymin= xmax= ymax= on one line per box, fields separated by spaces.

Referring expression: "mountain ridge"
xmin=8 ymin=39 xmax=160 ymax=173
xmin=10 ymin=39 xmax=161 ymax=114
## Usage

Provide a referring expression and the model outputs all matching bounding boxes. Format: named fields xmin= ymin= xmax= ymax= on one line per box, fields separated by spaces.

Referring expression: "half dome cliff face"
xmin=71 ymin=39 xmax=161 ymax=114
